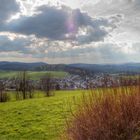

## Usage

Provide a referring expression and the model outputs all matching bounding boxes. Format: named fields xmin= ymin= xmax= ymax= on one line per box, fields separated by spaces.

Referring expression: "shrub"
xmin=66 ymin=86 xmax=140 ymax=140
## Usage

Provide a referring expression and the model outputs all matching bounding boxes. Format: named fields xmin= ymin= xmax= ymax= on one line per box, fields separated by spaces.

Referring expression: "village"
xmin=0 ymin=73 xmax=135 ymax=91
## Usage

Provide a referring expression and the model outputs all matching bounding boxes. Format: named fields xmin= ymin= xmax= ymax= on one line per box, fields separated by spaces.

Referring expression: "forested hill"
xmin=0 ymin=62 xmax=89 ymax=76
xmin=0 ymin=61 xmax=46 ymax=71
xmin=0 ymin=61 xmax=140 ymax=74
xmin=69 ymin=63 xmax=140 ymax=74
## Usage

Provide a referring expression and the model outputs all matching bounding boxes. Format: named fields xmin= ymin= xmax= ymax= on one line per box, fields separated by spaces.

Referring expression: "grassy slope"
xmin=0 ymin=90 xmax=87 ymax=140
xmin=0 ymin=71 xmax=69 ymax=80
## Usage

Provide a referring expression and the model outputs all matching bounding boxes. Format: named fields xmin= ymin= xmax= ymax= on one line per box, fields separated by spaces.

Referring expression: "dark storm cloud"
xmin=3 ymin=5 xmax=120 ymax=43
xmin=0 ymin=0 xmax=19 ymax=23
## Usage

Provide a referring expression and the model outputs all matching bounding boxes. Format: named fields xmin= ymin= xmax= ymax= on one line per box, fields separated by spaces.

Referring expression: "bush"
xmin=66 ymin=86 xmax=140 ymax=140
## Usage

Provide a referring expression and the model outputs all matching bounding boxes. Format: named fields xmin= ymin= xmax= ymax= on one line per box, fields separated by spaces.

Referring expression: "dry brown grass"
xmin=65 ymin=85 xmax=140 ymax=140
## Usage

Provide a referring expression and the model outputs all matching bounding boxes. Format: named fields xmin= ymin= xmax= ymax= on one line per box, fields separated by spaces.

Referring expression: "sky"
xmin=0 ymin=0 xmax=140 ymax=64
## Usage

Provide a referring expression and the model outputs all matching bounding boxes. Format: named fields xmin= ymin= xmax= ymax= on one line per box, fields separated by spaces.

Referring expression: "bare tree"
xmin=0 ymin=81 xmax=9 ymax=102
xmin=40 ymin=74 xmax=55 ymax=97
xmin=15 ymin=71 xmax=34 ymax=100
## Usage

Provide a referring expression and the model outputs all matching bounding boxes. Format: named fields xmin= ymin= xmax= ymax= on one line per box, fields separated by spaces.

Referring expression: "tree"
xmin=0 ymin=81 xmax=9 ymax=102
xmin=55 ymin=83 xmax=60 ymax=90
xmin=15 ymin=71 xmax=34 ymax=100
xmin=40 ymin=74 xmax=55 ymax=97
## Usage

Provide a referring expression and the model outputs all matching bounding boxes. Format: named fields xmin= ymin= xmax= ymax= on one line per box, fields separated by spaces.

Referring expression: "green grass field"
xmin=0 ymin=90 xmax=87 ymax=140
xmin=0 ymin=71 xmax=69 ymax=80
xmin=122 ymin=75 xmax=140 ymax=80
xmin=0 ymin=87 xmax=139 ymax=140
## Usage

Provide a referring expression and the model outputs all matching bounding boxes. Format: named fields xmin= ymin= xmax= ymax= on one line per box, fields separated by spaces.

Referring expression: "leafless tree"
xmin=15 ymin=71 xmax=34 ymax=100
xmin=40 ymin=74 xmax=55 ymax=97
xmin=0 ymin=81 xmax=9 ymax=102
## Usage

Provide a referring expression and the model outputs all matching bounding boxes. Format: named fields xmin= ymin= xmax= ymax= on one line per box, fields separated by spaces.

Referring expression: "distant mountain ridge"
xmin=0 ymin=61 xmax=46 ymax=71
xmin=0 ymin=61 xmax=140 ymax=74
xmin=70 ymin=63 xmax=140 ymax=74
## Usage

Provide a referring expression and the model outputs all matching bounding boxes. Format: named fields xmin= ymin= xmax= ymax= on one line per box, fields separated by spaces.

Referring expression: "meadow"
xmin=0 ymin=75 xmax=140 ymax=140
xmin=0 ymin=71 xmax=69 ymax=80
xmin=0 ymin=90 xmax=87 ymax=140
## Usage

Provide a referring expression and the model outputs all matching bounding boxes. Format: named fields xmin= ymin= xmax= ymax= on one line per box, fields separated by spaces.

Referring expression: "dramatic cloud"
xmin=0 ymin=0 xmax=139 ymax=63
xmin=3 ymin=5 xmax=121 ymax=44
xmin=0 ymin=0 xmax=19 ymax=23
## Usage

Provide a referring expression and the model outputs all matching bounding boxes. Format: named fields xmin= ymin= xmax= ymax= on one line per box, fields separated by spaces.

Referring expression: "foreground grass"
xmin=0 ymin=90 xmax=87 ymax=140
xmin=0 ymin=71 xmax=69 ymax=80
xmin=1 ymin=87 xmax=138 ymax=140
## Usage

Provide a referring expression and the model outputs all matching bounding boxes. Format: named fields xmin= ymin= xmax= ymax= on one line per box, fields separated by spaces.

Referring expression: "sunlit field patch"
xmin=0 ymin=90 xmax=87 ymax=140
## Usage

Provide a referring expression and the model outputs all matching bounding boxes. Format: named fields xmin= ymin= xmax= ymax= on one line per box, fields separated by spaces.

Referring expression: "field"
xmin=0 ymin=71 xmax=69 ymax=80
xmin=0 ymin=90 xmax=87 ymax=140
xmin=0 ymin=86 xmax=140 ymax=140
xmin=122 ymin=75 xmax=140 ymax=80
